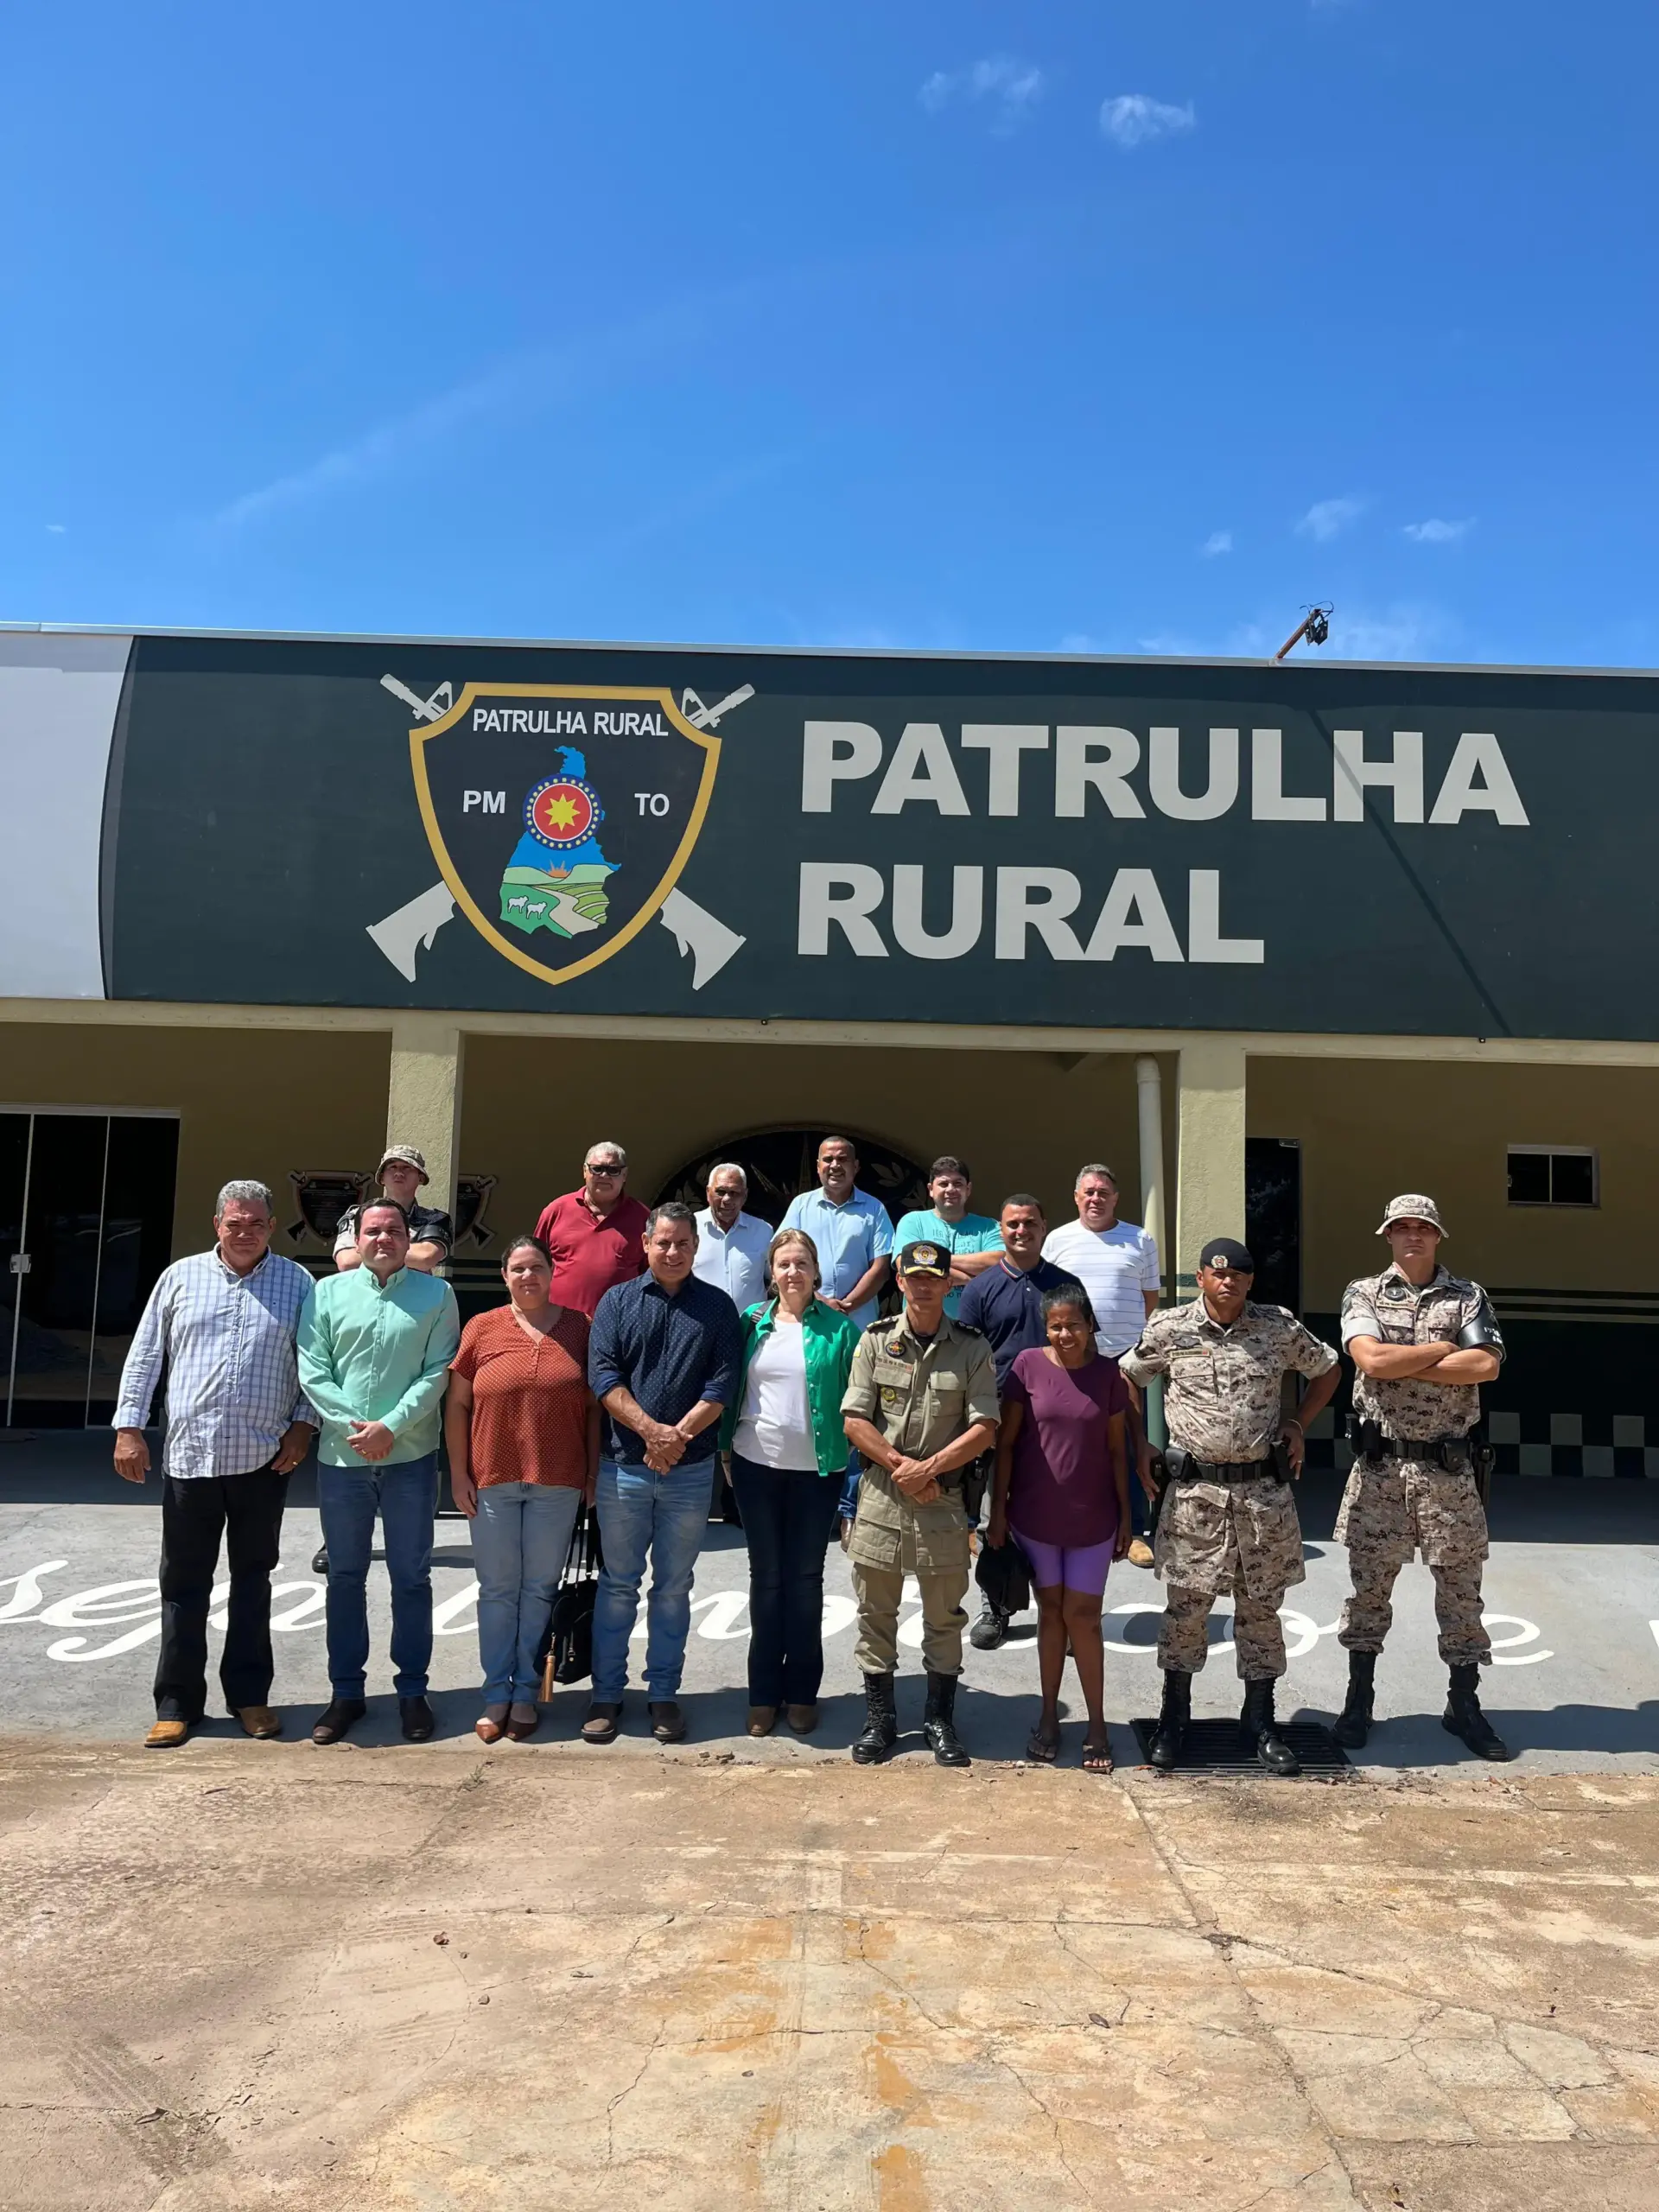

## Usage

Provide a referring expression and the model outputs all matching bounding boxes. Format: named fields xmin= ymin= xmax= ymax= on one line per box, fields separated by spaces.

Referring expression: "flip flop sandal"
xmin=1082 ymin=1738 xmax=1114 ymax=1775
xmin=1026 ymin=1725 xmax=1061 ymax=1764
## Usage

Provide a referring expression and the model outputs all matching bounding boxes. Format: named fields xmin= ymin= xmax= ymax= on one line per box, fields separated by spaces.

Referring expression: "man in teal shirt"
xmin=297 ymin=1199 xmax=460 ymax=1745
xmin=893 ymin=1157 xmax=1003 ymax=1321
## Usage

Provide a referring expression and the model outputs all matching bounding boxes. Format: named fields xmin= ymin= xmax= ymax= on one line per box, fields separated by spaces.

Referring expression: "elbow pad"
xmin=1456 ymin=1317 xmax=1500 ymax=1351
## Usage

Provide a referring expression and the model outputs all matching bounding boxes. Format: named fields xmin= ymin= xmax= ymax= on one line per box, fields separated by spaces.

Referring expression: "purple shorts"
xmin=1010 ymin=1524 xmax=1116 ymax=1598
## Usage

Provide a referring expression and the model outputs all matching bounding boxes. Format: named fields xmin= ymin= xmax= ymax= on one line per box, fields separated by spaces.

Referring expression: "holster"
xmin=960 ymin=1452 xmax=991 ymax=1528
xmin=1470 ymin=1429 xmax=1495 ymax=1509
xmin=1357 ymin=1417 xmax=1386 ymax=1464
xmin=1268 ymin=1436 xmax=1294 ymax=1483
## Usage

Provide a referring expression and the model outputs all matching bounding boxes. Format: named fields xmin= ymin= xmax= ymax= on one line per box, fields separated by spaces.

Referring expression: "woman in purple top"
xmin=988 ymin=1285 xmax=1130 ymax=1772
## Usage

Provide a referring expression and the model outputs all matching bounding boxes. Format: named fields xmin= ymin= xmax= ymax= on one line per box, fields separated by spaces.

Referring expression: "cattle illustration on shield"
xmin=404 ymin=683 xmax=721 ymax=987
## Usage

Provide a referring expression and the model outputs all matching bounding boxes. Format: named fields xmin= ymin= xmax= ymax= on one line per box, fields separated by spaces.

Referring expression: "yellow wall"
xmin=1249 ymin=1055 xmax=1659 ymax=1306
xmin=8 ymin=1019 xmax=1649 ymax=1309
xmin=461 ymin=1035 xmax=1161 ymax=1246
xmin=2 ymin=1022 xmax=390 ymax=1258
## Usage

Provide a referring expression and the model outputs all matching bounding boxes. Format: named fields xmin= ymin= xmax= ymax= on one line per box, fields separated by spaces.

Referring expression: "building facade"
xmin=3 ymin=625 xmax=1656 ymax=1477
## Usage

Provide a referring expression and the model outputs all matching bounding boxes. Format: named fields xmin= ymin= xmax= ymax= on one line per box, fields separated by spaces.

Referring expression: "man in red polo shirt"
xmin=534 ymin=1141 xmax=650 ymax=1319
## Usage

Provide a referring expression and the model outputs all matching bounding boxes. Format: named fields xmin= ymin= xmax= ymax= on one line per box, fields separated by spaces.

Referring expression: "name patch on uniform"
xmin=872 ymin=1357 xmax=912 ymax=1386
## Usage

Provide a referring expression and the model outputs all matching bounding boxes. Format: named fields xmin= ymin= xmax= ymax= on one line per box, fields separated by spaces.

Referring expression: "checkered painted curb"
xmin=1304 ymin=1409 xmax=1659 ymax=1478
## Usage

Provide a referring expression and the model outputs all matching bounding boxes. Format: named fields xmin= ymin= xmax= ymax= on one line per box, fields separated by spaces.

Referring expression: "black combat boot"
xmin=1241 ymin=1679 xmax=1301 ymax=1777
xmin=922 ymin=1671 xmax=971 ymax=1767
xmin=1332 ymin=1650 xmax=1377 ymax=1749
xmin=851 ymin=1672 xmax=898 ymax=1765
xmin=1147 ymin=1669 xmax=1191 ymax=1770
xmin=1441 ymin=1662 xmax=1511 ymax=1760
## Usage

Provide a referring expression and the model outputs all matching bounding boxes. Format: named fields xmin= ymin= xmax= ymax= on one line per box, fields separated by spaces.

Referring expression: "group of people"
xmin=114 ymin=1132 xmax=1514 ymax=1774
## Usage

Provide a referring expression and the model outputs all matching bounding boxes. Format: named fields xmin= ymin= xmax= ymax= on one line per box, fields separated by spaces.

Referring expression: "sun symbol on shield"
xmin=526 ymin=776 xmax=600 ymax=848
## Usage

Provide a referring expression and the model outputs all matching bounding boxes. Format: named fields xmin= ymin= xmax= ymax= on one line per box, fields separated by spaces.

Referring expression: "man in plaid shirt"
xmin=114 ymin=1179 xmax=316 ymax=1748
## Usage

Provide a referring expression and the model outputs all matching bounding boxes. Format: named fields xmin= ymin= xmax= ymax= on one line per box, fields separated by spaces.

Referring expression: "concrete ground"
xmin=2 ymin=1432 xmax=1655 ymax=1770
xmin=5 ymin=1741 xmax=1659 ymax=2210
xmin=3 ymin=1434 xmax=1658 ymax=2208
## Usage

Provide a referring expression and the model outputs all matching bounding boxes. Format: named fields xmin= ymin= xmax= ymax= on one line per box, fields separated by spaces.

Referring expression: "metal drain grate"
xmin=1129 ymin=1717 xmax=1351 ymax=1773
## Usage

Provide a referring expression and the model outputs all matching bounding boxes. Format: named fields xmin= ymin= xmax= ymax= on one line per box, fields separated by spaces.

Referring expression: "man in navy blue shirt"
xmin=957 ymin=1194 xmax=1085 ymax=1649
xmin=586 ymin=1203 xmax=741 ymax=1745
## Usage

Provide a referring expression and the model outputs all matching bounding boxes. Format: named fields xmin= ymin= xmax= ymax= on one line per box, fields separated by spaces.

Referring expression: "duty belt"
xmin=1166 ymin=1448 xmax=1277 ymax=1483
xmin=1357 ymin=1421 xmax=1471 ymax=1468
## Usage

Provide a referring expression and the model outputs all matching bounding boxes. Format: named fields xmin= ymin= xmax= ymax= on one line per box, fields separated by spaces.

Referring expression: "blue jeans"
xmin=318 ymin=1452 xmax=437 ymax=1698
xmin=591 ymin=1458 xmax=709 ymax=1701
xmin=729 ymin=1454 xmax=841 ymax=1707
xmin=470 ymin=1481 xmax=582 ymax=1704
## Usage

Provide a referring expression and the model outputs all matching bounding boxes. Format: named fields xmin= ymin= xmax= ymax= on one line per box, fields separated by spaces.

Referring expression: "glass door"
xmin=1 ymin=1111 xmax=179 ymax=1427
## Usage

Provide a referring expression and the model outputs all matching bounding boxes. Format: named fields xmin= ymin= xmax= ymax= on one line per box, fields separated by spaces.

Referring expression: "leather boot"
xmin=1148 ymin=1669 xmax=1191 ymax=1770
xmin=1442 ymin=1662 xmax=1511 ymax=1760
xmin=1332 ymin=1650 xmax=1376 ymax=1749
xmin=851 ymin=1672 xmax=898 ymax=1765
xmin=922 ymin=1671 xmax=971 ymax=1767
xmin=1241 ymin=1679 xmax=1300 ymax=1777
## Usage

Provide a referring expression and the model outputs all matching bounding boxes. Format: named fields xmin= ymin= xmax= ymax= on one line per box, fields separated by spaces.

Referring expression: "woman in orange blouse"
xmin=446 ymin=1236 xmax=600 ymax=1742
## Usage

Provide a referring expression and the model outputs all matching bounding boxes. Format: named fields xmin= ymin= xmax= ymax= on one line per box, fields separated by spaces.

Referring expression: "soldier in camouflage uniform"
xmin=1121 ymin=1237 xmax=1339 ymax=1777
xmin=1334 ymin=1194 xmax=1510 ymax=1761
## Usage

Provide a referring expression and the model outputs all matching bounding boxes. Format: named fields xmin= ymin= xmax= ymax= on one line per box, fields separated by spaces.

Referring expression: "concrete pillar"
xmin=1134 ymin=1055 xmax=1166 ymax=1287
xmin=1174 ymin=1037 xmax=1248 ymax=1296
xmin=386 ymin=1015 xmax=466 ymax=1224
xmin=1135 ymin=1054 xmax=1170 ymax=1448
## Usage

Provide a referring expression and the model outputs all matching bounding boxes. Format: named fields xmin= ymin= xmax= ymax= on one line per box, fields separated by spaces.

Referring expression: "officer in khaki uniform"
xmin=1334 ymin=1194 xmax=1510 ymax=1761
xmin=1121 ymin=1237 xmax=1339 ymax=1777
xmin=841 ymin=1242 xmax=1000 ymax=1767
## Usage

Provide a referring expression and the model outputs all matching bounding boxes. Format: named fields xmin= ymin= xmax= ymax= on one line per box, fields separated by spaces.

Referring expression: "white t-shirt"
xmin=1040 ymin=1217 xmax=1163 ymax=1356
xmin=732 ymin=1320 xmax=817 ymax=1471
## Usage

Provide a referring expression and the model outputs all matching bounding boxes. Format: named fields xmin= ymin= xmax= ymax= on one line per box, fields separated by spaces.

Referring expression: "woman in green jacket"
xmin=719 ymin=1228 xmax=861 ymax=1737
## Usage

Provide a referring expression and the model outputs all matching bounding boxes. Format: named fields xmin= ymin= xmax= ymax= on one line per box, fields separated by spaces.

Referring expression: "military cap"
xmin=1197 ymin=1236 xmax=1255 ymax=1274
xmin=895 ymin=1240 xmax=951 ymax=1279
xmin=378 ymin=1144 xmax=429 ymax=1182
xmin=1376 ymin=1192 xmax=1446 ymax=1236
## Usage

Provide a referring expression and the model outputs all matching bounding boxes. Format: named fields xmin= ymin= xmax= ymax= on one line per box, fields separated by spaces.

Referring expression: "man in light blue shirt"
xmin=893 ymin=1155 xmax=1004 ymax=1321
xmin=297 ymin=1198 xmax=460 ymax=1745
xmin=779 ymin=1136 xmax=893 ymax=1332
xmin=693 ymin=1163 xmax=771 ymax=1315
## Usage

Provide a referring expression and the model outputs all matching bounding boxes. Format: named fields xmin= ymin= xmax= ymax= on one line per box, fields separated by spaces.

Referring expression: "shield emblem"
xmin=407 ymin=683 xmax=720 ymax=985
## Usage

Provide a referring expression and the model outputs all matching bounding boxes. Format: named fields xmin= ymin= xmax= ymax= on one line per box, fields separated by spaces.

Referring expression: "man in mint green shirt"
xmin=297 ymin=1199 xmax=460 ymax=1745
xmin=893 ymin=1156 xmax=1004 ymax=1322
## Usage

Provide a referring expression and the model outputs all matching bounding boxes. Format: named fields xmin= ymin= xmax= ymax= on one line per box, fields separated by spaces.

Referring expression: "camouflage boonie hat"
xmin=1376 ymin=1192 xmax=1446 ymax=1236
xmin=896 ymin=1241 xmax=951 ymax=1279
xmin=378 ymin=1144 xmax=429 ymax=1183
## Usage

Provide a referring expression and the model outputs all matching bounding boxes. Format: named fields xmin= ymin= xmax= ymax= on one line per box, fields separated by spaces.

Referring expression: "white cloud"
xmin=1296 ymin=496 xmax=1363 ymax=542
xmin=1325 ymin=603 xmax=1446 ymax=660
xmin=920 ymin=56 xmax=1046 ymax=134
xmin=208 ymin=300 xmax=696 ymax=533
xmin=1201 ymin=530 xmax=1233 ymax=557
xmin=44 ymin=523 xmax=66 ymax=534
xmin=1403 ymin=517 xmax=1473 ymax=543
xmin=1100 ymin=94 xmax=1195 ymax=149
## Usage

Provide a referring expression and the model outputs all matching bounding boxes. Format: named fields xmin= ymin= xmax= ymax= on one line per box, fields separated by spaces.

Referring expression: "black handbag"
xmin=975 ymin=1535 xmax=1031 ymax=1618
xmin=537 ymin=1503 xmax=604 ymax=1698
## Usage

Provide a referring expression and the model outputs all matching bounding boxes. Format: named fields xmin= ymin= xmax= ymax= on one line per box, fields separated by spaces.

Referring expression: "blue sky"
xmin=4 ymin=3 xmax=1656 ymax=666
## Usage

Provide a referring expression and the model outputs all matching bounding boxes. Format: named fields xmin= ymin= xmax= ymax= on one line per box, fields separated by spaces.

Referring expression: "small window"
xmin=1507 ymin=1146 xmax=1598 ymax=1208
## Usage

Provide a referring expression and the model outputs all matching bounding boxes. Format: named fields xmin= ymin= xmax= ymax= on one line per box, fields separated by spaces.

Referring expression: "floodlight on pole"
xmin=1272 ymin=605 xmax=1332 ymax=664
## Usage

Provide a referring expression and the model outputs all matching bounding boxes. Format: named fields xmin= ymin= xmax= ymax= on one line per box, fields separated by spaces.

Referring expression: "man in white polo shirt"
xmin=1042 ymin=1161 xmax=1163 ymax=1567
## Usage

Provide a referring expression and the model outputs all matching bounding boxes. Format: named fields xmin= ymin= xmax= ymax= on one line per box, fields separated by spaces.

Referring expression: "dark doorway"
xmin=654 ymin=1128 xmax=928 ymax=1227
xmin=1245 ymin=1138 xmax=1302 ymax=1314
xmin=1 ymin=1112 xmax=180 ymax=1427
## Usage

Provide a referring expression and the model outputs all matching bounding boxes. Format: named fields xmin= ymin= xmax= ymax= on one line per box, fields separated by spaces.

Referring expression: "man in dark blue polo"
xmin=957 ymin=1193 xmax=1084 ymax=1649
xmin=585 ymin=1203 xmax=741 ymax=1745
